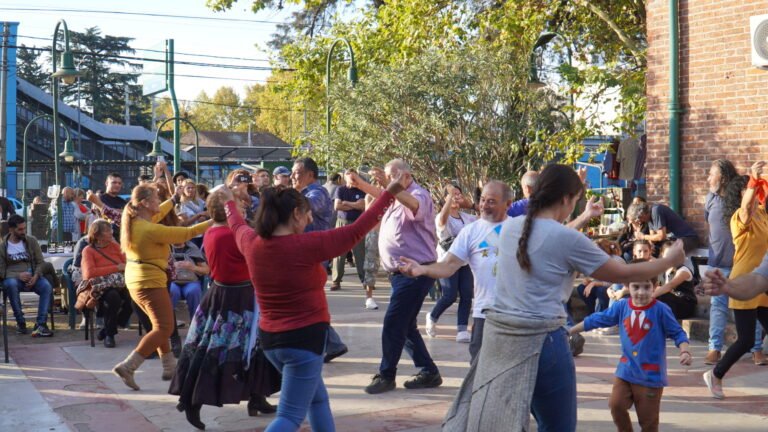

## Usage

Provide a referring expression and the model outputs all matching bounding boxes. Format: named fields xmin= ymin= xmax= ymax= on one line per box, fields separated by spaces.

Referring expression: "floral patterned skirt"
xmin=168 ymin=281 xmax=281 ymax=407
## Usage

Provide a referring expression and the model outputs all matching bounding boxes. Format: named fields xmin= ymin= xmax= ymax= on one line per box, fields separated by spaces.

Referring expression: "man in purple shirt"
xmin=364 ymin=159 xmax=442 ymax=394
xmin=506 ymin=170 xmax=538 ymax=217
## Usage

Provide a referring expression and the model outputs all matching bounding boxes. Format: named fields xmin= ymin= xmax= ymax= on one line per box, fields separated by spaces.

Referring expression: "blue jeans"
xmin=380 ymin=274 xmax=438 ymax=379
xmin=430 ymin=265 xmax=474 ymax=331
xmin=3 ymin=277 xmax=52 ymax=327
xmin=264 ymin=347 xmax=335 ymax=432
xmin=530 ymin=327 xmax=577 ymax=432
xmin=169 ymin=280 xmax=202 ymax=319
xmin=576 ymin=283 xmax=610 ymax=314
xmin=708 ymin=267 xmax=763 ymax=352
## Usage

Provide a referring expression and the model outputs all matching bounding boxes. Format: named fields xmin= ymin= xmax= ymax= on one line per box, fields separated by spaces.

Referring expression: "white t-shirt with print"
xmin=448 ymin=218 xmax=503 ymax=319
xmin=6 ymin=240 xmax=29 ymax=264
xmin=494 ymin=217 xmax=611 ymax=321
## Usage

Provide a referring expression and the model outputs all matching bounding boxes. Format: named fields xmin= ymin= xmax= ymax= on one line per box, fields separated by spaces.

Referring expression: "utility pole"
xmin=0 ymin=22 xmax=9 ymax=194
xmin=124 ymin=83 xmax=130 ymax=125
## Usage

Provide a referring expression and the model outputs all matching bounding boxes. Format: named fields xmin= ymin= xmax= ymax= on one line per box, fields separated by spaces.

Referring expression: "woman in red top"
xmin=169 ymin=192 xmax=281 ymax=430
xmin=81 ymin=219 xmax=131 ymax=348
xmin=219 ymin=173 xmax=405 ymax=432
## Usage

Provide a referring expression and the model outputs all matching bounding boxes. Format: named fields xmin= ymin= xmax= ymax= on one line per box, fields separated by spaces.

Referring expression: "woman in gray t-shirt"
xmin=451 ymin=164 xmax=685 ymax=432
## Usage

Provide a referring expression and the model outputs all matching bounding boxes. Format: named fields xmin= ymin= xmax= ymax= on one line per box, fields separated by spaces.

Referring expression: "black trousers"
xmin=100 ymin=288 xmax=132 ymax=337
xmin=714 ymin=307 xmax=768 ymax=379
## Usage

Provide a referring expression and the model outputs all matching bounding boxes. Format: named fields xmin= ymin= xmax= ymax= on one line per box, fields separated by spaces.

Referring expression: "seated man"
xmin=0 ymin=215 xmax=53 ymax=337
xmin=627 ymin=201 xmax=700 ymax=253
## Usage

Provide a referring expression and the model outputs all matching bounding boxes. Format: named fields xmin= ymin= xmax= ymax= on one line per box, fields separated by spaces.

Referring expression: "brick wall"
xmin=647 ymin=0 xmax=768 ymax=239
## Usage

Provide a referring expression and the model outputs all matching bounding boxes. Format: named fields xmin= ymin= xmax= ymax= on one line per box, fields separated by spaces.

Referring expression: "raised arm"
xmin=741 ymin=161 xmax=765 ymax=224
xmin=224 ymin=196 xmax=259 ymax=254
xmin=566 ymin=196 xmax=604 ymax=230
xmin=436 ymin=187 xmax=454 ymax=229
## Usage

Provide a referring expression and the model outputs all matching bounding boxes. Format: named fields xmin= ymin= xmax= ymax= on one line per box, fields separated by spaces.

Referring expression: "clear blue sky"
xmin=3 ymin=0 xmax=294 ymax=101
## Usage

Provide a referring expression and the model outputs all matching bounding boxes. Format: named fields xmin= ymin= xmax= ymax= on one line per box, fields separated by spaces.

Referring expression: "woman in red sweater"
xmin=169 ymin=192 xmax=281 ymax=430
xmin=218 ymin=173 xmax=405 ymax=432
xmin=81 ymin=220 xmax=131 ymax=348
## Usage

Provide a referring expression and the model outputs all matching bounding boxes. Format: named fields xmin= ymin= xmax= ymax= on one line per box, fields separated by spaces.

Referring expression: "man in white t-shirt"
xmin=399 ymin=180 xmax=513 ymax=362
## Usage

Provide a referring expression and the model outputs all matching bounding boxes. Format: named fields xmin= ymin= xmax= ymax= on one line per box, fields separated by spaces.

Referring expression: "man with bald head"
xmin=364 ymin=159 xmax=442 ymax=394
xmin=399 ymin=180 xmax=513 ymax=362
xmin=507 ymin=170 xmax=538 ymax=217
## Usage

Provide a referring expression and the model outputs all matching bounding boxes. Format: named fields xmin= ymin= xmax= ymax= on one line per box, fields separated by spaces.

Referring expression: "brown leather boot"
xmin=161 ymin=352 xmax=177 ymax=380
xmin=704 ymin=350 xmax=721 ymax=365
xmin=113 ymin=351 xmax=145 ymax=391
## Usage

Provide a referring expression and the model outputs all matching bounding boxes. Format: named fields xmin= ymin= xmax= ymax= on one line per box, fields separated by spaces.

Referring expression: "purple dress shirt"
xmin=378 ymin=181 xmax=436 ymax=272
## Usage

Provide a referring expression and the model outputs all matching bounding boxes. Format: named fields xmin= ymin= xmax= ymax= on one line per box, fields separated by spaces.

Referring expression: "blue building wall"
xmin=2 ymin=22 xmax=18 ymax=197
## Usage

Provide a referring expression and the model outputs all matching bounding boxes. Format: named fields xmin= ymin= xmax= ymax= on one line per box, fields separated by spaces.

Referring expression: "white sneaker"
xmin=456 ymin=331 xmax=471 ymax=343
xmin=77 ymin=316 xmax=86 ymax=330
xmin=425 ymin=312 xmax=437 ymax=338
xmin=365 ymin=298 xmax=379 ymax=310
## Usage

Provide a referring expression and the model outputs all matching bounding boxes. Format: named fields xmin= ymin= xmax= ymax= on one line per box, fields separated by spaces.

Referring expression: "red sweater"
xmin=226 ymin=191 xmax=395 ymax=333
xmin=81 ymin=242 xmax=125 ymax=280
xmin=203 ymin=225 xmax=251 ymax=284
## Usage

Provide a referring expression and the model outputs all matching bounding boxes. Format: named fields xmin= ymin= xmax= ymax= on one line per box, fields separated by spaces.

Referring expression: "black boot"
xmin=248 ymin=395 xmax=276 ymax=416
xmin=183 ymin=404 xmax=205 ymax=430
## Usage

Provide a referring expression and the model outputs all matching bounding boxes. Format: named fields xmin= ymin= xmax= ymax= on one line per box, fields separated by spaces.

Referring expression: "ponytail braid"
xmin=517 ymin=201 xmax=539 ymax=272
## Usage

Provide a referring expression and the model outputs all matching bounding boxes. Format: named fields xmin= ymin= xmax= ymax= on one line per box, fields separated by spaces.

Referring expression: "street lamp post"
xmin=21 ymin=114 xmax=75 ymax=220
xmin=150 ymin=117 xmax=199 ymax=181
xmin=325 ymin=38 xmax=358 ymax=171
xmin=50 ymin=19 xmax=82 ymax=242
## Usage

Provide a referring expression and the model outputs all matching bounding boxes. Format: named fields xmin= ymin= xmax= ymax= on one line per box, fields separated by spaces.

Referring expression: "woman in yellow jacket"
xmin=704 ymin=163 xmax=768 ymax=399
xmin=113 ymin=183 xmax=211 ymax=391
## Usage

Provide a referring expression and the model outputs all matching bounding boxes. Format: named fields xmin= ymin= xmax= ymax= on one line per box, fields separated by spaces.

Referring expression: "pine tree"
xmin=16 ymin=44 xmax=48 ymax=89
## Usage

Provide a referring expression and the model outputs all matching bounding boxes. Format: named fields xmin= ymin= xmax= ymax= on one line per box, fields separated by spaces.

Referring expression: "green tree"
xmin=16 ymin=44 xmax=48 ymax=89
xmin=208 ymin=0 xmax=647 ymax=186
xmin=319 ymin=46 xmax=588 ymax=194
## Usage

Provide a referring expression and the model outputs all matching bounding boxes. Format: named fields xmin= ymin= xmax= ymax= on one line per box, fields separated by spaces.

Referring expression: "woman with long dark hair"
xmin=217 ymin=173 xmax=406 ymax=432
xmin=443 ymin=164 xmax=685 ymax=432
xmin=704 ymin=158 xmax=740 ymax=364
xmin=170 ymin=191 xmax=281 ymax=430
xmin=704 ymin=165 xmax=768 ymax=399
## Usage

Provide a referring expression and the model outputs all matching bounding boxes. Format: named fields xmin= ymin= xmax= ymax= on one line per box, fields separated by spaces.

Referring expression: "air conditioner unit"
xmin=750 ymin=14 xmax=768 ymax=69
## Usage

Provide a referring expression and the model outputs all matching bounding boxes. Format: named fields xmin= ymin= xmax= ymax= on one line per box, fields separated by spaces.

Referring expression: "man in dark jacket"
xmin=0 ymin=215 xmax=53 ymax=336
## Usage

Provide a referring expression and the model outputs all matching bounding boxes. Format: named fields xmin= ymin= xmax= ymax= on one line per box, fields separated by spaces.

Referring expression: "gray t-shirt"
xmin=493 ymin=217 xmax=611 ymax=321
xmin=704 ymin=192 xmax=734 ymax=268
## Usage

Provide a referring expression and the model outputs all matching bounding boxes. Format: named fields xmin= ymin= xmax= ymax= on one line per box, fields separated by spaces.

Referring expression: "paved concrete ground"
xmin=2 ymin=271 xmax=768 ymax=431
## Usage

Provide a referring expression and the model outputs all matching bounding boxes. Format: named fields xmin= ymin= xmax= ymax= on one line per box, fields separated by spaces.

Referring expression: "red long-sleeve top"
xmin=203 ymin=225 xmax=251 ymax=284
xmin=226 ymin=190 xmax=395 ymax=334
xmin=81 ymin=241 xmax=126 ymax=280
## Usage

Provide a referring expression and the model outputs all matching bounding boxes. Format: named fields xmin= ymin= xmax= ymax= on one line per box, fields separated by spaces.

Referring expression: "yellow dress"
xmin=729 ymin=206 xmax=768 ymax=309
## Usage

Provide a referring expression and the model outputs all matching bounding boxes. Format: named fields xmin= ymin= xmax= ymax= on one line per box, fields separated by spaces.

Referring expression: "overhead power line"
xmin=16 ymin=34 xmax=273 ymax=63
xmin=8 ymin=45 xmax=292 ymax=72
xmin=0 ymin=6 xmax=283 ymax=24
